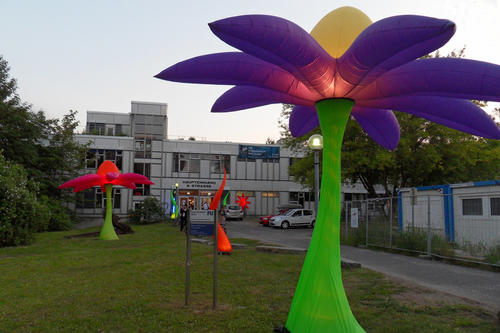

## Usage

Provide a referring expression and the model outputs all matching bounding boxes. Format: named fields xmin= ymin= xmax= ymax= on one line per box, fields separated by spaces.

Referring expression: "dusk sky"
xmin=1 ymin=0 xmax=499 ymax=143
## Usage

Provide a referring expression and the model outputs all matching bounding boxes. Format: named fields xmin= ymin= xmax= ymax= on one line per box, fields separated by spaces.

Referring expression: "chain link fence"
xmin=341 ymin=192 xmax=500 ymax=268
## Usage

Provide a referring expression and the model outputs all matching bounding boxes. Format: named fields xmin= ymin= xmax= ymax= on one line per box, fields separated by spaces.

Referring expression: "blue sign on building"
xmin=238 ymin=145 xmax=280 ymax=160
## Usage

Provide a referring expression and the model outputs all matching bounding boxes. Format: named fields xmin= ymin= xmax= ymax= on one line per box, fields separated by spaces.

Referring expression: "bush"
xmin=128 ymin=197 xmax=165 ymax=224
xmin=36 ymin=196 xmax=73 ymax=232
xmin=0 ymin=155 xmax=40 ymax=246
xmin=394 ymin=228 xmax=454 ymax=256
xmin=485 ymin=244 xmax=500 ymax=265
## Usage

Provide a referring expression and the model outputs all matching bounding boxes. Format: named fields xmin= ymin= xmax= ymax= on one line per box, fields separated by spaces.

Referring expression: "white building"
xmin=399 ymin=181 xmax=500 ymax=247
xmin=74 ymin=101 xmax=378 ymax=223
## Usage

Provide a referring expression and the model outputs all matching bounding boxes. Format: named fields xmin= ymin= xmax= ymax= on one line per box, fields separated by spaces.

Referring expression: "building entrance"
xmin=179 ymin=189 xmax=216 ymax=210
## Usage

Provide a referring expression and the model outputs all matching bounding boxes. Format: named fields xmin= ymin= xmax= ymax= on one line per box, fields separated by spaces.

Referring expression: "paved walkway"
xmin=227 ymin=220 xmax=500 ymax=311
xmin=340 ymin=245 xmax=500 ymax=311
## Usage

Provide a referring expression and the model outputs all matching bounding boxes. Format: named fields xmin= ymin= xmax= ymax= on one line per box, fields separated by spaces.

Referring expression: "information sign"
xmin=190 ymin=210 xmax=215 ymax=236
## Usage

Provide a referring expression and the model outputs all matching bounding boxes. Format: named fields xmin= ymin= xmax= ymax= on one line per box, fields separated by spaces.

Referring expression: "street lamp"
xmin=308 ymin=134 xmax=323 ymax=215
xmin=175 ymin=183 xmax=179 ymax=224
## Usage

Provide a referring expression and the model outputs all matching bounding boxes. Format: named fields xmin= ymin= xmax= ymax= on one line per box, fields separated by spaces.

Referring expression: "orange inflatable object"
xmin=217 ymin=223 xmax=232 ymax=253
xmin=209 ymin=169 xmax=227 ymax=210
xmin=208 ymin=169 xmax=232 ymax=253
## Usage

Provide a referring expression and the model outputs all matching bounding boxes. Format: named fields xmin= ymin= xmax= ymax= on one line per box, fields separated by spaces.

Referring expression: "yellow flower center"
xmin=311 ymin=6 xmax=372 ymax=58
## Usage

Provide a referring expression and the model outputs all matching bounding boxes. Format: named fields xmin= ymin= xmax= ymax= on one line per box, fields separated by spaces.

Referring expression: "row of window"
xmin=76 ymin=188 xmax=121 ymax=209
xmin=173 ymin=153 xmax=230 ymax=174
xmin=87 ymin=123 xmax=128 ymax=136
xmin=462 ymin=197 xmax=500 ymax=216
xmin=86 ymin=149 xmax=123 ymax=170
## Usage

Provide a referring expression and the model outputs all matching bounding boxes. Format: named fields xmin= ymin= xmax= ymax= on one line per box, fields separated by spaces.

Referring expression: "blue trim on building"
xmin=398 ymin=191 xmax=403 ymax=232
xmin=472 ymin=180 xmax=500 ymax=187
xmin=415 ymin=184 xmax=454 ymax=241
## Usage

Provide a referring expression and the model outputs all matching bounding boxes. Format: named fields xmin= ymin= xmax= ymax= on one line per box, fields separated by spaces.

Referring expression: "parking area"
xmin=225 ymin=217 xmax=313 ymax=249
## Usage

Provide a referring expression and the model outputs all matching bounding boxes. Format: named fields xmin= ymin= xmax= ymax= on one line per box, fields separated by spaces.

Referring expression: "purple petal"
xmin=351 ymin=107 xmax=400 ymax=150
xmin=339 ymin=15 xmax=455 ymax=97
xmin=289 ymin=105 xmax=320 ymax=137
xmin=357 ymin=96 xmax=500 ymax=139
xmin=212 ymin=86 xmax=314 ymax=113
xmin=352 ymin=58 xmax=500 ymax=102
xmin=155 ymin=52 xmax=318 ymax=100
xmin=209 ymin=15 xmax=335 ymax=97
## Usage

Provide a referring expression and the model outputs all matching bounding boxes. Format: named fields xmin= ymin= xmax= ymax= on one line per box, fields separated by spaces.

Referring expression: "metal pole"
xmin=175 ymin=186 xmax=180 ymax=226
xmin=185 ymin=209 xmax=191 ymax=306
xmin=314 ymin=150 xmax=320 ymax=215
xmin=427 ymin=195 xmax=432 ymax=256
xmin=411 ymin=190 xmax=415 ymax=230
xmin=389 ymin=198 xmax=393 ymax=249
xmin=344 ymin=201 xmax=348 ymax=238
xmin=213 ymin=210 xmax=218 ymax=310
xmin=365 ymin=199 xmax=369 ymax=247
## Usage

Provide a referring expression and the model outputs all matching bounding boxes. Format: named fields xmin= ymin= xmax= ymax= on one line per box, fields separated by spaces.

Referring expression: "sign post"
xmin=189 ymin=210 xmax=215 ymax=236
xmin=213 ymin=210 xmax=218 ymax=310
xmin=185 ymin=209 xmax=191 ymax=306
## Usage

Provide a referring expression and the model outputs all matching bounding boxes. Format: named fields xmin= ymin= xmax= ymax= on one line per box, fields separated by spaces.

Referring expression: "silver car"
xmin=269 ymin=209 xmax=315 ymax=229
xmin=225 ymin=205 xmax=243 ymax=220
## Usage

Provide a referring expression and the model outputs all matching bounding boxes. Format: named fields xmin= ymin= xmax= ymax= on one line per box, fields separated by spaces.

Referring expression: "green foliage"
xmin=35 ymin=196 xmax=73 ymax=232
xmin=0 ymin=154 xmax=40 ymax=246
xmin=0 ymin=55 xmax=88 ymax=199
xmin=128 ymin=197 xmax=165 ymax=224
xmin=0 ymin=55 xmax=86 ymax=244
xmin=394 ymin=229 xmax=454 ymax=256
xmin=279 ymin=50 xmax=500 ymax=196
xmin=485 ymin=244 xmax=500 ymax=264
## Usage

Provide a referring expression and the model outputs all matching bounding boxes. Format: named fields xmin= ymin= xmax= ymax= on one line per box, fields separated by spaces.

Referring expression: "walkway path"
xmin=227 ymin=220 xmax=500 ymax=311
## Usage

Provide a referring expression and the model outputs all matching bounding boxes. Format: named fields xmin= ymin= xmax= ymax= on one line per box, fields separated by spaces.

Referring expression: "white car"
xmin=269 ymin=209 xmax=315 ymax=229
xmin=225 ymin=205 xmax=243 ymax=220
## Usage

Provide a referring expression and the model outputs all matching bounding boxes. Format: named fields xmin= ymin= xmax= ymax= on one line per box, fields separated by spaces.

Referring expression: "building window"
xmin=133 ymin=163 xmax=151 ymax=196
xmin=133 ymin=114 xmax=165 ymax=140
xmin=87 ymin=122 xmax=105 ymax=135
xmin=262 ymin=192 xmax=280 ymax=198
xmin=304 ymin=192 xmax=315 ymax=202
xmin=236 ymin=191 xmax=255 ymax=197
xmin=173 ymin=153 xmax=229 ymax=173
xmin=462 ymin=198 xmax=482 ymax=216
xmin=135 ymin=138 xmax=152 ymax=158
xmin=490 ymin=198 xmax=500 ymax=216
xmin=76 ymin=188 xmax=120 ymax=208
xmin=85 ymin=149 xmax=122 ymax=170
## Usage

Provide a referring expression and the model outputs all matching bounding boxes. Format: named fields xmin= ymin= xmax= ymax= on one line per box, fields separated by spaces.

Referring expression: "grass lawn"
xmin=0 ymin=222 xmax=498 ymax=332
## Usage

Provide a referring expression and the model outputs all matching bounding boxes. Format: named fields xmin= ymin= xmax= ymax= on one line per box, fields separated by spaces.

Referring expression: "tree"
xmin=280 ymin=51 xmax=500 ymax=196
xmin=0 ymin=55 xmax=88 ymax=198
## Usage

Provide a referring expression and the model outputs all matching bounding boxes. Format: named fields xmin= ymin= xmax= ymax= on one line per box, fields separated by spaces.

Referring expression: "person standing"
xmin=180 ymin=205 xmax=188 ymax=232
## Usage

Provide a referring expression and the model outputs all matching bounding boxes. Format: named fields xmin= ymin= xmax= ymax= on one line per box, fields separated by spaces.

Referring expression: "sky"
xmin=1 ymin=0 xmax=499 ymax=143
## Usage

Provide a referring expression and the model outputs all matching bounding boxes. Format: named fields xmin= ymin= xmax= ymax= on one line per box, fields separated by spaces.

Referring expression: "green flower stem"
xmin=286 ymin=99 xmax=364 ymax=332
xmin=99 ymin=184 xmax=119 ymax=240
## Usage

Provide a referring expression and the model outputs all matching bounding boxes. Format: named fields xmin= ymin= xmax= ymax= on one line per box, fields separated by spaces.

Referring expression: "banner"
xmin=238 ymin=145 xmax=279 ymax=160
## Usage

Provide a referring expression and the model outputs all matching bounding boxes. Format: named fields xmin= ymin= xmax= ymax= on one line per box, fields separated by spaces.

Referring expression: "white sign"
xmin=180 ymin=179 xmax=219 ymax=190
xmin=190 ymin=210 xmax=215 ymax=236
xmin=190 ymin=210 xmax=215 ymax=222
xmin=351 ymin=208 xmax=359 ymax=228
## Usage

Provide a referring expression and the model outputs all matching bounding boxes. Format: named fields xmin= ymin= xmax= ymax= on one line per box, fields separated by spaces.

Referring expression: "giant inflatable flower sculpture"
xmin=59 ymin=161 xmax=154 ymax=240
xmin=156 ymin=7 xmax=500 ymax=332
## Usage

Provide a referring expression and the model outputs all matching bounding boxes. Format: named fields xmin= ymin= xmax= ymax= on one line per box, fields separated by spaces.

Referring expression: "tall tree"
xmin=280 ymin=51 xmax=500 ymax=196
xmin=0 ymin=55 xmax=87 ymax=198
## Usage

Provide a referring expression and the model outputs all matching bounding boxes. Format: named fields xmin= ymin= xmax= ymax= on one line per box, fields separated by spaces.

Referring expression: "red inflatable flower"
xmin=59 ymin=160 xmax=154 ymax=240
xmin=59 ymin=160 xmax=153 ymax=192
